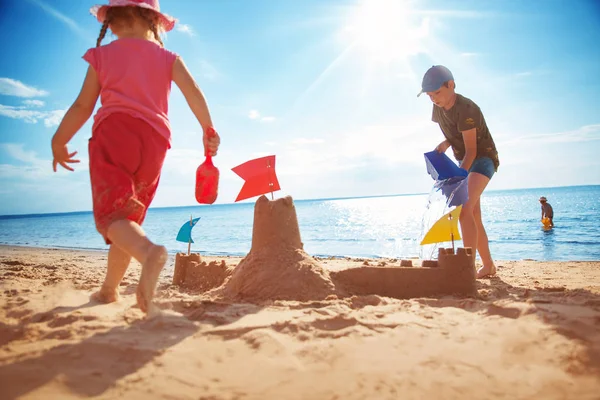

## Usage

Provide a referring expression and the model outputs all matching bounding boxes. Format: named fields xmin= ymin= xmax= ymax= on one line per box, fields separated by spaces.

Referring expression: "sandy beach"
xmin=1 ymin=245 xmax=599 ymax=399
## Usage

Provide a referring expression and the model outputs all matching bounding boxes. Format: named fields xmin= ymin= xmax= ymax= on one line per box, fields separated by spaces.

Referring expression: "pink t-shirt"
xmin=83 ymin=38 xmax=178 ymax=147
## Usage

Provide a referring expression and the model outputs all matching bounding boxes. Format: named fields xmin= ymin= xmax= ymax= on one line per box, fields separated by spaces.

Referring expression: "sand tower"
xmin=221 ymin=195 xmax=336 ymax=302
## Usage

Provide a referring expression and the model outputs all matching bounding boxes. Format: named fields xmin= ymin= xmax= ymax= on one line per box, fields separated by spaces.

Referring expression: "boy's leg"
xmin=473 ymin=198 xmax=496 ymax=278
xmin=91 ymin=244 xmax=132 ymax=303
xmin=459 ymin=172 xmax=491 ymax=273
xmin=106 ymin=219 xmax=167 ymax=313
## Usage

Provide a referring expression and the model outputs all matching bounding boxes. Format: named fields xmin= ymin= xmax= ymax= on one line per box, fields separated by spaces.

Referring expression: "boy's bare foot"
xmin=137 ymin=245 xmax=168 ymax=313
xmin=91 ymin=285 xmax=120 ymax=303
xmin=476 ymin=264 xmax=497 ymax=279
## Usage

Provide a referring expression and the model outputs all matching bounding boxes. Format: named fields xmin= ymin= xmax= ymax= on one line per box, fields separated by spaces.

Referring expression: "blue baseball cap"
xmin=417 ymin=65 xmax=454 ymax=97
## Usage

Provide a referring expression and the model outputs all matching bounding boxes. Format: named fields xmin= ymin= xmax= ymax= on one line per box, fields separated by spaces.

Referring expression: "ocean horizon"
xmin=0 ymin=184 xmax=593 ymax=219
xmin=1 ymin=184 xmax=598 ymax=262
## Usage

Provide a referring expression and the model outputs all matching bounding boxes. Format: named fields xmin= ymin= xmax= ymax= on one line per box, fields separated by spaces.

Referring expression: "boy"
xmin=418 ymin=65 xmax=500 ymax=278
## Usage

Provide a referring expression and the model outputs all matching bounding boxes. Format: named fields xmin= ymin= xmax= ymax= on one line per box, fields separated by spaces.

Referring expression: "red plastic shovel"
xmin=195 ymin=127 xmax=219 ymax=204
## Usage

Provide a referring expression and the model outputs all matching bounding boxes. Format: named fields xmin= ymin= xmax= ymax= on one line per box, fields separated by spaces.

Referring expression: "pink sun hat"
xmin=90 ymin=0 xmax=177 ymax=32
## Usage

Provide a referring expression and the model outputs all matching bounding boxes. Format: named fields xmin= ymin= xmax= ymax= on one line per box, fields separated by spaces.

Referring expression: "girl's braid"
xmin=136 ymin=8 xmax=164 ymax=47
xmin=96 ymin=19 xmax=110 ymax=47
xmin=150 ymin=21 xmax=164 ymax=47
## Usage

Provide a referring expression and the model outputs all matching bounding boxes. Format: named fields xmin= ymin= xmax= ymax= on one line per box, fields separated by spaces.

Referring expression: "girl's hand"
xmin=203 ymin=127 xmax=220 ymax=157
xmin=435 ymin=140 xmax=450 ymax=153
xmin=52 ymin=143 xmax=80 ymax=172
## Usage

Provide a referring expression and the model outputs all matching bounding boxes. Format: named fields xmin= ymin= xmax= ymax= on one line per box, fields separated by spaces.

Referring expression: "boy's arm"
xmin=459 ymin=128 xmax=477 ymax=171
xmin=172 ymin=57 xmax=219 ymax=156
xmin=51 ymin=66 xmax=100 ymax=171
xmin=435 ymin=139 xmax=450 ymax=153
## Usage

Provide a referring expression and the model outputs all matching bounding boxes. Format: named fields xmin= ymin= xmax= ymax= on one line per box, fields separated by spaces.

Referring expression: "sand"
xmin=1 ymin=245 xmax=599 ymax=399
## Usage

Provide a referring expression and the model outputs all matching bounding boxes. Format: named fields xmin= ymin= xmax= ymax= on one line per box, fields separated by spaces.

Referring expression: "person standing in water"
xmin=539 ymin=197 xmax=554 ymax=227
xmin=418 ymin=65 xmax=500 ymax=278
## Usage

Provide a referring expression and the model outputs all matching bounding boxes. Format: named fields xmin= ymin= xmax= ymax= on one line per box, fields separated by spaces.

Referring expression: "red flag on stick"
xmin=232 ymin=155 xmax=281 ymax=202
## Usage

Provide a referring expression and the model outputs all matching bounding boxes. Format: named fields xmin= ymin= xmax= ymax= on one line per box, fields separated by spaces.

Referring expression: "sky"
xmin=0 ymin=0 xmax=599 ymax=215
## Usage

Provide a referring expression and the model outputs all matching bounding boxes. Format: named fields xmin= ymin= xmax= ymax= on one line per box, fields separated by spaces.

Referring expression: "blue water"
xmin=0 ymin=185 xmax=598 ymax=261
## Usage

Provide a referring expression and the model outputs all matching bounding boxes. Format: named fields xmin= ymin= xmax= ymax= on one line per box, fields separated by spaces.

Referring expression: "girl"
xmin=51 ymin=0 xmax=220 ymax=313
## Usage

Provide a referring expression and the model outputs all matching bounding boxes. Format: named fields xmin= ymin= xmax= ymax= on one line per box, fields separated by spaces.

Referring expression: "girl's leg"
xmin=91 ymin=244 xmax=132 ymax=303
xmin=473 ymin=198 xmax=496 ymax=278
xmin=89 ymin=114 xmax=169 ymax=313
xmin=106 ymin=219 xmax=167 ymax=313
xmin=459 ymin=172 xmax=490 ymax=271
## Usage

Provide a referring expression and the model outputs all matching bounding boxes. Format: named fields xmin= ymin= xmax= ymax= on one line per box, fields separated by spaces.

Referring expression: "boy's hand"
xmin=52 ymin=143 xmax=80 ymax=172
xmin=435 ymin=140 xmax=450 ymax=153
xmin=203 ymin=127 xmax=220 ymax=157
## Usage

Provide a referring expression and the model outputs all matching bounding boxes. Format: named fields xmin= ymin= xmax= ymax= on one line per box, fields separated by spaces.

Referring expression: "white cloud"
xmin=199 ymin=60 xmax=221 ymax=80
xmin=161 ymin=147 xmax=203 ymax=176
xmin=0 ymin=143 xmax=88 ymax=180
xmin=176 ymin=24 xmax=194 ymax=36
xmin=247 ymin=110 xmax=276 ymax=122
xmin=460 ymin=52 xmax=479 ymax=57
xmin=273 ymin=119 xmax=434 ymax=178
xmin=0 ymin=78 xmax=49 ymax=98
xmin=23 ymin=99 xmax=45 ymax=107
xmin=331 ymin=124 xmax=430 ymax=165
xmin=43 ymin=109 xmax=66 ymax=127
xmin=2 ymin=143 xmax=40 ymax=164
xmin=0 ymin=163 xmax=51 ymax=180
xmin=292 ymin=138 xmax=325 ymax=145
xmin=0 ymin=104 xmax=66 ymax=127
xmin=0 ymin=105 xmax=45 ymax=124
xmin=414 ymin=10 xmax=496 ymax=19
xmin=0 ymin=144 xmax=51 ymax=179
xmin=499 ymin=124 xmax=600 ymax=146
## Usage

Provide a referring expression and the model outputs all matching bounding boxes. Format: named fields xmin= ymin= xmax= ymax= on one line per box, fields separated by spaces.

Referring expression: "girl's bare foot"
xmin=136 ymin=245 xmax=168 ymax=313
xmin=91 ymin=285 xmax=120 ymax=303
xmin=476 ymin=264 xmax=497 ymax=279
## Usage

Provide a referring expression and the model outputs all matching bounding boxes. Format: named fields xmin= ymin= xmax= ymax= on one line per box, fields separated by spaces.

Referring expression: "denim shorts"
xmin=469 ymin=157 xmax=496 ymax=179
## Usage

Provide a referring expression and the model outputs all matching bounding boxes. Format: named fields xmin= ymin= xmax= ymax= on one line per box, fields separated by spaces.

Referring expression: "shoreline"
xmin=0 ymin=244 xmax=249 ymax=259
xmin=1 ymin=244 xmax=599 ymax=263
xmin=1 ymin=246 xmax=599 ymax=399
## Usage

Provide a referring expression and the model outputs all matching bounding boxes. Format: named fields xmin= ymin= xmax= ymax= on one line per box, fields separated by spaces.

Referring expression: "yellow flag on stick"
xmin=420 ymin=206 xmax=462 ymax=245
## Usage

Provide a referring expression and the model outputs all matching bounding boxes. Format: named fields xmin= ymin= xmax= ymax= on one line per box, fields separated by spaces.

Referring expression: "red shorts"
xmin=88 ymin=113 xmax=169 ymax=244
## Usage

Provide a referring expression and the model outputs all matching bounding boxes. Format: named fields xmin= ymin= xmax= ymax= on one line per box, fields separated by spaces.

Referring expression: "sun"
xmin=342 ymin=0 xmax=428 ymax=64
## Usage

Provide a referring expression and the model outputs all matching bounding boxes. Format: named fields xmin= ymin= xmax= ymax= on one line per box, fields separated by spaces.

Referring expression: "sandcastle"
xmin=174 ymin=195 xmax=476 ymax=301
xmin=173 ymin=252 xmax=234 ymax=293
xmin=220 ymin=195 xmax=336 ymax=302
xmin=331 ymin=247 xmax=476 ymax=299
xmin=172 ymin=252 xmax=201 ymax=285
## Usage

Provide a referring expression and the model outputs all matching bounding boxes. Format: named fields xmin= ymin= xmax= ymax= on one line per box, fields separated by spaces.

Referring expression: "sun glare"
xmin=343 ymin=0 xmax=428 ymax=64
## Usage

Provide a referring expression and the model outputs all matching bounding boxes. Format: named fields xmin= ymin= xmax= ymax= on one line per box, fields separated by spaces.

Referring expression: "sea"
xmin=0 ymin=185 xmax=598 ymax=262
